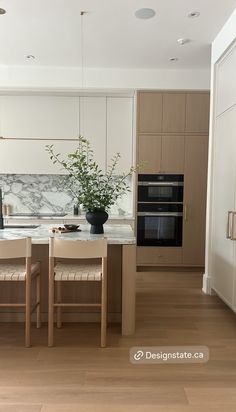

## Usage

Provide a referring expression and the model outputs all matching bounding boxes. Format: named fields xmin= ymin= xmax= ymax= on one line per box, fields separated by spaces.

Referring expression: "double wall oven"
xmin=137 ymin=174 xmax=184 ymax=247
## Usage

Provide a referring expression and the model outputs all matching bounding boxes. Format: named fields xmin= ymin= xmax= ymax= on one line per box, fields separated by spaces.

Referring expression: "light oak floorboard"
xmin=0 ymin=271 xmax=236 ymax=411
xmin=41 ymin=406 xmax=236 ymax=412
xmin=185 ymin=387 xmax=236 ymax=405
xmin=0 ymin=406 xmax=42 ymax=412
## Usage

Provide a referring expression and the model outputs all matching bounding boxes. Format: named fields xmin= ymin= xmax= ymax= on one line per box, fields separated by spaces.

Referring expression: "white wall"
xmin=203 ymin=7 xmax=236 ymax=294
xmin=0 ymin=66 xmax=210 ymax=90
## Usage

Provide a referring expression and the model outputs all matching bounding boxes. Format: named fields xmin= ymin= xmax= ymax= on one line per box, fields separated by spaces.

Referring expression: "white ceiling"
xmin=0 ymin=0 xmax=235 ymax=70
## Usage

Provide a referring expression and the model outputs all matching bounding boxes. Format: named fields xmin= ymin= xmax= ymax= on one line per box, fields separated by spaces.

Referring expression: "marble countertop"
xmin=5 ymin=214 xmax=135 ymax=221
xmin=0 ymin=224 xmax=136 ymax=245
xmin=64 ymin=214 xmax=135 ymax=221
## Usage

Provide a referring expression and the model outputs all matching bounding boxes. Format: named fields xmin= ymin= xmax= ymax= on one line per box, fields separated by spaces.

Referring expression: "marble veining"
xmin=0 ymin=174 xmax=133 ymax=216
xmin=0 ymin=224 xmax=136 ymax=245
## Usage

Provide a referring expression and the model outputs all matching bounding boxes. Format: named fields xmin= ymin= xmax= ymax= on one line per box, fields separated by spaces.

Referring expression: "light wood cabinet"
xmin=138 ymin=92 xmax=162 ymax=133
xmin=161 ymin=136 xmax=185 ymax=173
xmin=182 ymin=135 xmax=208 ymax=265
xmin=136 ymin=90 xmax=210 ymax=267
xmin=138 ymin=91 xmax=209 ymax=135
xmin=162 ymin=93 xmax=186 ymax=133
xmin=107 ymin=97 xmax=133 ymax=174
xmin=138 ymin=135 xmax=184 ymax=174
xmin=185 ymin=93 xmax=210 ymax=133
xmin=138 ymin=135 xmax=162 ymax=173
xmin=0 ymin=96 xmax=79 ymax=139
xmin=137 ymin=247 xmax=182 ymax=265
xmin=80 ymin=97 xmax=106 ymax=172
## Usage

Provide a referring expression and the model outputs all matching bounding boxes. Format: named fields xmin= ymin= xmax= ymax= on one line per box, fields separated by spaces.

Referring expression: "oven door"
xmin=137 ymin=212 xmax=183 ymax=246
xmin=138 ymin=182 xmax=183 ymax=203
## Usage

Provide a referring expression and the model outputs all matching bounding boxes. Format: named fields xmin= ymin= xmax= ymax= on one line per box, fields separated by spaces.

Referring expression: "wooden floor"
xmin=0 ymin=271 xmax=236 ymax=411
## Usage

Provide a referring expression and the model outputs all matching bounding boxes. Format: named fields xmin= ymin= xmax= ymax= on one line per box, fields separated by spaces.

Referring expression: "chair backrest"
xmin=49 ymin=237 xmax=107 ymax=259
xmin=0 ymin=237 xmax=31 ymax=259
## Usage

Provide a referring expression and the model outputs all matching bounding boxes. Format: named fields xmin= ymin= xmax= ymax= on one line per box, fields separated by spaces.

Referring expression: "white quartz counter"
xmin=0 ymin=224 xmax=136 ymax=245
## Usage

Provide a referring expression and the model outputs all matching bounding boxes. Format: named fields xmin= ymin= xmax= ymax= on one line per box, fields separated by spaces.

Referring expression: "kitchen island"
xmin=0 ymin=224 xmax=136 ymax=335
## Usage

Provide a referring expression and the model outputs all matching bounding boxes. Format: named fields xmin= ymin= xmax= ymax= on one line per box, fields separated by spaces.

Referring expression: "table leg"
xmin=122 ymin=244 xmax=136 ymax=335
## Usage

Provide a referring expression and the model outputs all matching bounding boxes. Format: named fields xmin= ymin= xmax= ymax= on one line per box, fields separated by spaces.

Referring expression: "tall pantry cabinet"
xmin=210 ymin=42 xmax=236 ymax=311
xmin=137 ymin=91 xmax=210 ymax=267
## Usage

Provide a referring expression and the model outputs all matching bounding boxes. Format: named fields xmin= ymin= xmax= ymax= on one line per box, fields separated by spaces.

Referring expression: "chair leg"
xmin=25 ymin=274 xmax=31 ymax=348
xmin=56 ymin=281 xmax=62 ymax=329
xmin=101 ymin=259 xmax=107 ymax=348
xmin=48 ymin=260 xmax=54 ymax=347
xmin=36 ymin=272 xmax=41 ymax=329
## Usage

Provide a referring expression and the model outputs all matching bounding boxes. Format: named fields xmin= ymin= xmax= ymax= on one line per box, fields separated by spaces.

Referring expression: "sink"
xmin=4 ymin=225 xmax=39 ymax=229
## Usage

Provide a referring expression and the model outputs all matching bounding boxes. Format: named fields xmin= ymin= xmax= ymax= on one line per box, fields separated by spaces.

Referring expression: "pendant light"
xmin=80 ymin=11 xmax=87 ymax=137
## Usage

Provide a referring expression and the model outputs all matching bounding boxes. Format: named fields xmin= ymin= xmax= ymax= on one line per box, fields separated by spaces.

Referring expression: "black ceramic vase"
xmin=86 ymin=210 xmax=108 ymax=234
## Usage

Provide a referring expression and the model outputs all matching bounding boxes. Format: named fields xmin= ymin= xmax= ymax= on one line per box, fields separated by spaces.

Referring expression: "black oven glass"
xmin=137 ymin=203 xmax=183 ymax=247
xmin=138 ymin=174 xmax=184 ymax=203
xmin=148 ymin=186 xmax=176 ymax=200
xmin=144 ymin=216 xmax=176 ymax=241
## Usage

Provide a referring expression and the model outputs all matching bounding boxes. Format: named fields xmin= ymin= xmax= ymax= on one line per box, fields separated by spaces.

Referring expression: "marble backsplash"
xmin=0 ymin=174 xmax=133 ymax=216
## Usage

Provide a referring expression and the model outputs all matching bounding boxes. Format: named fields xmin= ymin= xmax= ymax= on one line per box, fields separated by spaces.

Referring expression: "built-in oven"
xmin=137 ymin=174 xmax=184 ymax=247
xmin=138 ymin=174 xmax=184 ymax=203
xmin=137 ymin=203 xmax=183 ymax=246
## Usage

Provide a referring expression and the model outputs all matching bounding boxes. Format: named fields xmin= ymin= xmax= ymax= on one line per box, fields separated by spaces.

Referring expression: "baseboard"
xmin=202 ymin=273 xmax=212 ymax=294
xmin=137 ymin=266 xmax=205 ymax=272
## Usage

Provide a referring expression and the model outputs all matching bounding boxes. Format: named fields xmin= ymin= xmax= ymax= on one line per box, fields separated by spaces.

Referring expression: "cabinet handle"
xmin=184 ymin=204 xmax=187 ymax=222
xmin=231 ymin=212 xmax=236 ymax=241
xmin=226 ymin=211 xmax=233 ymax=239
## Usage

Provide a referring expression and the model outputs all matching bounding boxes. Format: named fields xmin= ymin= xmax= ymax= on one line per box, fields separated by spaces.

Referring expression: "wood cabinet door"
xmin=183 ymin=135 xmax=208 ymax=265
xmin=185 ymin=93 xmax=210 ymax=133
xmin=162 ymin=93 xmax=186 ymax=133
xmin=161 ymin=135 xmax=185 ymax=173
xmin=138 ymin=135 xmax=162 ymax=173
xmin=137 ymin=247 xmax=182 ymax=265
xmin=0 ymin=96 xmax=79 ymax=139
xmin=138 ymin=92 xmax=163 ymax=133
xmin=211 ymin=108 xmax=236 ymax=307
xmin=80 ymin=97 xmax=106 ymax=172
xmin=107 ymin=97 xmax=133 ymax=174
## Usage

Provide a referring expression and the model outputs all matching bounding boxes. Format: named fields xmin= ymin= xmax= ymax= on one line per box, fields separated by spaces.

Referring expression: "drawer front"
xmin=137 ymin=247 xmax=182 ymax=265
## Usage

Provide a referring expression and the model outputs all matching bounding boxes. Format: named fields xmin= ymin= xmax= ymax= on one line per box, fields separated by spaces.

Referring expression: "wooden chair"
xmin=48 ymin=237 xmax=108 ymax=347
xmin=0 ymin=237 xmax=41 ymax=347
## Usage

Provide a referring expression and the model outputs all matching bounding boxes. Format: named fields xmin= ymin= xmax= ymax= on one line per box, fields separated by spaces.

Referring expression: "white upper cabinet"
xmin=216 ymin=45 xmax=236 ymax=116
xmin=0 ymin=93 xmax=134 ymax=174
xmin=80 ymin=97 xmax=106 ymax=172
xmin=107 ymin=97 xmax=133 ymax=174
xmin=0 ymin=139 xmax=80 ymax=174
xmin=0 ymin=96 xmax=79 ymax=139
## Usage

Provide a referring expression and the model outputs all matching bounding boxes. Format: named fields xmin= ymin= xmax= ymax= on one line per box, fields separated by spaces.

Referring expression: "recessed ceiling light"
xmin=169 ymin=57 xmax=179 ymax=62
xmin=135 ymin=8 xmax=156 ymax=19
xmin=188 ymin=11 xmax=200 ymax=18
xmin=26 ymin=55 xmax=36 ymax=60
xmin=0 ymin=8 xmax=6 ymax=15
xmin=177 ymin=38 xmax=190 ymax=46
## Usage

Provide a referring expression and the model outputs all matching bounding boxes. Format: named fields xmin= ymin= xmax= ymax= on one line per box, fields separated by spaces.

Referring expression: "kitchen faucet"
xmin=0 ymin=188 xmax=4 ymax=229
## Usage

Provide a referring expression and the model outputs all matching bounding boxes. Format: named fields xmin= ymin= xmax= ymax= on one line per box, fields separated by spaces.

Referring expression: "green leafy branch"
xmin=46 ymin=135 xmax=142 ymax=212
